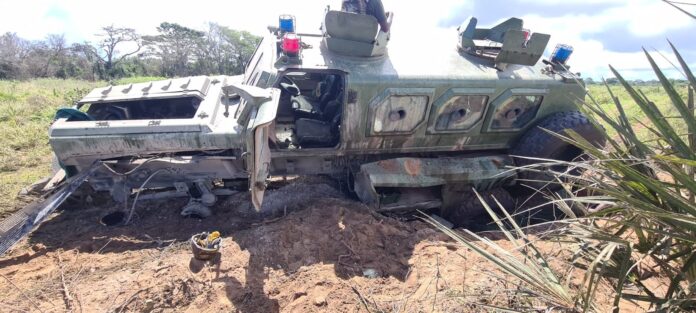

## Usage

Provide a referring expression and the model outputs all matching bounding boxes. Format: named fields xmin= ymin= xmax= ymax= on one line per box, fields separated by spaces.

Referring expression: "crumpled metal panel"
xmin=358 ymin=155 xmax=516 ymax=189
xmin=51 ymin=131 xmax=243 ymax=161
xmin=0 ymin=162 xmax=99 ymax=255
xmin=352 ymin=155 xmax=517 ymax=211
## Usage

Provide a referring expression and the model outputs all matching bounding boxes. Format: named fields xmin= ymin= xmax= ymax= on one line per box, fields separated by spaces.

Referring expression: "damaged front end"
xmin=48 ymin=76 xmax=276 ymax=209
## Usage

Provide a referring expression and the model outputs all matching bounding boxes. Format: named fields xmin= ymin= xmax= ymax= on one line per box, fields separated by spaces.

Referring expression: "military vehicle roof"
xmin=290 ymin=33 xmax=562 ymax=83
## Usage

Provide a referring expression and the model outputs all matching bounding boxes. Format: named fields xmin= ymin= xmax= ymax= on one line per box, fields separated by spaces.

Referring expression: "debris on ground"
xmin=0 ymin=180 xmax=647 ymax=312
xmin=191 ymin=231 xmax=221 ymax=261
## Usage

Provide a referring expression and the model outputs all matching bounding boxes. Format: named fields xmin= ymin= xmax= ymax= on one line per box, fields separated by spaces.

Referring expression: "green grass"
xmin=0 ymin=78 xmax=104 ymax=216
xmin=0 ymin=76 xmax=197 ymax=216
xmin=587 ymin=83 xmax=692 ymax=141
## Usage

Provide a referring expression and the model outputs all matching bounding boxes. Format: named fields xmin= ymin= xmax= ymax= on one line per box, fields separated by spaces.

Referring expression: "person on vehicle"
xmin=341 ymin=0 xmax=390 ymax=33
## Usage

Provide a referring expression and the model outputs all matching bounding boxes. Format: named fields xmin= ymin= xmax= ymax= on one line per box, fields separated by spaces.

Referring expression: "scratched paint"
xmin=47 ymin=13 xmax=589 ymax=208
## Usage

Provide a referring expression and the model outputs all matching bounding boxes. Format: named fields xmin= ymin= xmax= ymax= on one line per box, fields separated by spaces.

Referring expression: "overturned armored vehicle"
xmin=48 ymin=12 xmax=603 ymax=220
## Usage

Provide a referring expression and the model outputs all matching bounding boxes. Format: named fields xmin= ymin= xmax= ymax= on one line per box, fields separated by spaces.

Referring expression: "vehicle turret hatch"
xmin=322 ymin=10 xmax=392 ymax=57
xmin=458 ymin=17 xmax=550 ymax=71
xmin=80 ymin=76 xmax=211 ymax=103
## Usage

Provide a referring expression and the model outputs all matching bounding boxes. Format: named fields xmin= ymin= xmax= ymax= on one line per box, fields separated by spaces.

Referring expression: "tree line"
xmin=584 ymin=77 xmax=690 ymax=85
xmin=0 ymin=22 xmax=261 ymax=81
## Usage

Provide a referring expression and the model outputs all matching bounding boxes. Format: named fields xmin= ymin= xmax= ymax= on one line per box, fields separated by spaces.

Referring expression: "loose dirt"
xmin=0 ymin=179 xmax=647 ymax=312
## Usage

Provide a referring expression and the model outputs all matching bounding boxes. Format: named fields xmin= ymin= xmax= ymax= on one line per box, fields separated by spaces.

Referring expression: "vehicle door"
xmin=246 ymin=89 xmax=280 ymax=210
xmin=223 ymin=83 xmax=280 ymax=210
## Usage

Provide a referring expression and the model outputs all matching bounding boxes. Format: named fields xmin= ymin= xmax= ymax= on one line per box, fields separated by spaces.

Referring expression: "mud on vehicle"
xmin=47 ymin=11 xmax=604 ymax=223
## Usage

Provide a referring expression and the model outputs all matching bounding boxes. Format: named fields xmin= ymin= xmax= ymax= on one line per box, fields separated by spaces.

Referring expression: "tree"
xmin=144 ymin=22 xmax=205 ymax=77
xmin=0 ymin=22 xmax=261 ymax=80
xmin=197 ymin=23 xmax=260 ymax=75
xmin=143 ymin=22 xmax=259 ymax=77
xmin=43 ymin=34 xmax=68 ymax=78
xmin=218 ymin=26 xmax=261 ymax=75
xmin=69 ymin=42 xmax=100 ymax=80
xmin=90 ymin=26 xmax=142 ymax=79
xmin=605 ymin=77 xmax=619 ymax=85
xmin=0 ymin=32 xmax=29 ymax=79
xmin=0 ymin=32 xmax=98 ymax=80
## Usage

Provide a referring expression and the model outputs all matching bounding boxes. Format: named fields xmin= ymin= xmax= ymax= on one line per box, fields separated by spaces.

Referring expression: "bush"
xmin=431 ymin=43 xmax=696 ymax=312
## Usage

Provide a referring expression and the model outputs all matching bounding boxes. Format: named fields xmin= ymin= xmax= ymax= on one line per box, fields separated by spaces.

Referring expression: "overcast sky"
xmin=0 ymin=0 xmax=694 ymax=79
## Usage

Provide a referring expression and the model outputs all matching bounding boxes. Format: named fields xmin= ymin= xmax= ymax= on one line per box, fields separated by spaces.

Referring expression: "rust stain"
xmin=404 ymin=159 xmax=421 ymax=176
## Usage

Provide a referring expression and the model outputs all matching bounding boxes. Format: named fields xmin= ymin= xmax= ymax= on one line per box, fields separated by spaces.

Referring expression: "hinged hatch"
xmin=80 ymin=76 xmax=211 ymax=103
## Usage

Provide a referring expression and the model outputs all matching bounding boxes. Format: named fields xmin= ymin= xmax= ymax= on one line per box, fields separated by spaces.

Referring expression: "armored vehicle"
xmin=47 ymin=11 xmax=603 ymax=220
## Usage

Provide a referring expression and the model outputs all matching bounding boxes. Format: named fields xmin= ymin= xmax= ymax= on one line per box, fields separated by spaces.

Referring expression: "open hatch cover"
xmin=80 ymin=76 xmax=212 ymax=103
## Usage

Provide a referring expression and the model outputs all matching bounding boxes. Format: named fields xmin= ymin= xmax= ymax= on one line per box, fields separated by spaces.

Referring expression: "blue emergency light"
xmin=279 ymin=15 xmax=296 ymax=33
xmin=551 ymin=44 xmax=574 ymax=64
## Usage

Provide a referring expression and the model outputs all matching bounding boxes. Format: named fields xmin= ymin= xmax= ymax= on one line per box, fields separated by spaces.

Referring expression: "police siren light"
xmin=279 ymin=14 xmax=296 ymax=33
xmin=551 ymin=44 xmax=574 ymax=65
xmin=282 ymin=33 xmax=301 ymax=56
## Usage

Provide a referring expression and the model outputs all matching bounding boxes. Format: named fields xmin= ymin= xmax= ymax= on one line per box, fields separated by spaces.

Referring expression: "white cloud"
xmin=514 ymin=0 xmax=695 ymax=79
xmin=0 ymin=0 xmax=693 ymax=79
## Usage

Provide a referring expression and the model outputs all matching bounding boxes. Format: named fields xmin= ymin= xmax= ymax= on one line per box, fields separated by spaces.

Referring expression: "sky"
xmin=0 ymin=0 xmax=694 ymax=80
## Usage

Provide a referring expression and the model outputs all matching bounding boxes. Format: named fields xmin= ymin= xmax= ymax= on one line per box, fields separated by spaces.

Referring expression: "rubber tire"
xmin=511 ymin=111 xmax=605 ymax=191
xmin=443 ymin=188 xmax=515 ymax=228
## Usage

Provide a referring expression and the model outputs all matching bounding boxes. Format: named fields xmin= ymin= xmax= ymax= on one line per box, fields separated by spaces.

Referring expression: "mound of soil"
xmin=0 ymin=180 xmax=636 ymax=312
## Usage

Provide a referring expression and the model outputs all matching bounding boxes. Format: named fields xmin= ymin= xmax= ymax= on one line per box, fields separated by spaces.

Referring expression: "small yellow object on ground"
xmin=191 ymin=231 xmax=222 ymax=261
xmin=206 ymin=231 xmax=220 ymax=243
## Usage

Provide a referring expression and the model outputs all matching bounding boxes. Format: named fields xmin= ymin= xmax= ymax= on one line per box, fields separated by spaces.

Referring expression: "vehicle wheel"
xmin=511 ymin=111 xmax=605 ymax=191
xmin=442 ymin=188 xmax=515 ymax=228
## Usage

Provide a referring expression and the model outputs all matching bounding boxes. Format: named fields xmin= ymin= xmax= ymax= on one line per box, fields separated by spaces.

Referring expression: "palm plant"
xmin=663 ymin=0 xmax=696 ymax=20
xmin=425 ymin=191 xmax=598 ymax=312
xmin=431 ymin=43 xmax=696 ymax=312
xmin=560 ymin=42 xmax=696 ymax=312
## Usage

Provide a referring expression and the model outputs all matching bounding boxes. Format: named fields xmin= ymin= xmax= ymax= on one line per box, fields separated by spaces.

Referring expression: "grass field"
xmin=588 ymin=82 xmax=692 ymax=141
xmin=0 ymin=77 xmax=163 ymax=217
xmin=0 ymin=78 xmax=687 ymax=217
